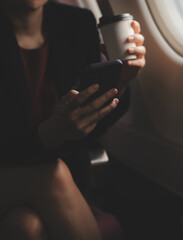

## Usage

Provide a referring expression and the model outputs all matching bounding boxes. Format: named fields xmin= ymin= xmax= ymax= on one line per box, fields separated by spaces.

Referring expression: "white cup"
xmin=98 ymin=14 xmax=136 ymax=61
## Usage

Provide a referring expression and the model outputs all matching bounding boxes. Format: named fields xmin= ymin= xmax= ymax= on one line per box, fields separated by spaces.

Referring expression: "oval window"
xmin=146 ymin=0 xmax=183 ymax=57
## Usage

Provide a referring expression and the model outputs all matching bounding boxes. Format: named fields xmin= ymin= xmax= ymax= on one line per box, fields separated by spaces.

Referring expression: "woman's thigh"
xmin=0 ymin=159 xmax=70 ymax=213
xmin=0 ymin=161 xmax=55 ymax=216
xmin=0 ymin=159 xmax=102 ymax=240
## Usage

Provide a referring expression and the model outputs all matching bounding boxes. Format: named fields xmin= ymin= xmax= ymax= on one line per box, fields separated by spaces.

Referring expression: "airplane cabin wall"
xmin=99 ymin=0 xmax=183 ymax=197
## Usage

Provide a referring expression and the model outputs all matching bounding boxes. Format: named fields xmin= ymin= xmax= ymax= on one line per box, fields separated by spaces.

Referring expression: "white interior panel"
xmin=99 ymin=0 xmax=183 ymax=197
xmin=77 ymin=0 xmax=102 ymax=23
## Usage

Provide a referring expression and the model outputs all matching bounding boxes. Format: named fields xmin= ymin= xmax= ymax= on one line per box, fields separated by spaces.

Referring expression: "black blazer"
xmin=0 ymin=2 xmax=129 ymax=166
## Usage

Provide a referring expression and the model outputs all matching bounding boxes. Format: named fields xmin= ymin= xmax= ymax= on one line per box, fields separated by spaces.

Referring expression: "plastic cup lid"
xmin=98 ymin=14 xmax=134 ymax=28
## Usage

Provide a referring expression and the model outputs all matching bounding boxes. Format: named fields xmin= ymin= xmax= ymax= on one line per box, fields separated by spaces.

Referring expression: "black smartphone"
xmin=78 ymin=59 xmax=123 ymax=104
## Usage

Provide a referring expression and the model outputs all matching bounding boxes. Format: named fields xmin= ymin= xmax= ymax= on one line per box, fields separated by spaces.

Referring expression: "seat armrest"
xmin=88 ymin=145 xmax=109 ymax=166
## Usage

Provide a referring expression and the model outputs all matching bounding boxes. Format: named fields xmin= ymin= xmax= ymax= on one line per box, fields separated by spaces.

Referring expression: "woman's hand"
xmin=127 ymin=20 xmax=146 ymax=68
xmin=38 ymin=84 xmax=119 ymax=149
xmin=117 ymin=20 xmax=146 ymax=96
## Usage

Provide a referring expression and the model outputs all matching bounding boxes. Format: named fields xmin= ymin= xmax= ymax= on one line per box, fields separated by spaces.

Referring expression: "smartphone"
xmin=78 ymin=59 xmax=123 ymax=105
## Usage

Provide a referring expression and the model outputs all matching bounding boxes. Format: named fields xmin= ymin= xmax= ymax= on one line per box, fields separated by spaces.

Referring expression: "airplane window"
xmin=146 ymin=0 xmax=183 ymax=57
xmin=175 ymin=0 xmax=183 ymax=17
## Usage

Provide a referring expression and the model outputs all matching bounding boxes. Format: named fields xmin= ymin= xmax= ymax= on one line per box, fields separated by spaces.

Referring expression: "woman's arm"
xmin=85 ymin=18 xmax=146 ymax=138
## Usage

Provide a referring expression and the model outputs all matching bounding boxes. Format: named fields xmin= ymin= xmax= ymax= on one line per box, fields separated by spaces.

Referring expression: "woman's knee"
xmin=52 ymin=158 xmax=75 ymax=187
xmin=39 ymin=158 xmax=76 ymax=193
xmin=0 ymin=207 xmax=48 ymax=240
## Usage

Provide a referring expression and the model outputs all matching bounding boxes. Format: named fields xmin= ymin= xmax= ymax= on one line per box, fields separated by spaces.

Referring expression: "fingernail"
xmin=112 ymin=98 xmax=119 ymax=106
xmin=92 ymin=84 xmax=99 ymax=90
xmin=128 ymin=47 xmax=135 ymax=53
xmin=113 ymin=88 xmax=118 ymax=94
xmin=128 ymin=35 xmax=134 ymax=41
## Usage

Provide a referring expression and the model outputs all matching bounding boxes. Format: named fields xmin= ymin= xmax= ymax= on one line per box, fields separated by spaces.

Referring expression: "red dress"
xmin=20 ymin=44 xmax=59 ymax=126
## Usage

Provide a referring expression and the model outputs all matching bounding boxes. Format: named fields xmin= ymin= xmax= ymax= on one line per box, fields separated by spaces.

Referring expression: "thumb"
xmin=60 ymin=89 xmax=79 ymax=104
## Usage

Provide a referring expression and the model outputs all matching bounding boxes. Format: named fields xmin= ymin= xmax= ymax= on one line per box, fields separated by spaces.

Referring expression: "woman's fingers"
xmin=128 ymin=34 xmax=145 ymax=46
xmin=79 ymin=98 xmax=119 ymax=130
xmin=60 ymin=90 xmax=79 ymax=104
xmin=127 ymin=56 xmax=146 ymax=68
xmin=127 ymin=46 xmax=146 ymax=68
xmin=82 ymin=123 xmax=98 ymax=135
xmin=76 ymin=84 xmax=100 ymax=104
xmin=81 ymin=88 xmax=118 ymax=115
xmin=68 ymin=84 xmax=99 ymax=109
xmin=131 ymin=20 xmax=141 ymax=34
xmin=128 ymin=21 xmax=144 ymax=48
xmin=59 ymin=86 xmax=118 ymax=136
xmin=128 ymin=46 xmax=146 ymax=58
xmin=75 ymin=84 xmax=99 ymax=104
xmin=127 ymin=30 xmax=146 ymax=68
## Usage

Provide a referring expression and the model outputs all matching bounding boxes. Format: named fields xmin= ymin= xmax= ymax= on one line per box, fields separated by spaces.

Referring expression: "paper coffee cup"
xmin=98 ymin=14 xmax=136 ymax=61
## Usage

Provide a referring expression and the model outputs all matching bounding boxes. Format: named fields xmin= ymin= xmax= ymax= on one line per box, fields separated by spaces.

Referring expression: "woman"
xmin=0 ymin=0 xmax=146 ymax=239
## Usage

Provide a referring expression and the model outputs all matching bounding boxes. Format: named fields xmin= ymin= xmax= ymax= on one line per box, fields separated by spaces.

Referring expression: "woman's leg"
xmin=0 ymin=207 xmax=48 ymax=240
xmin=0 ymin=159 xmax=102 ymax=240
